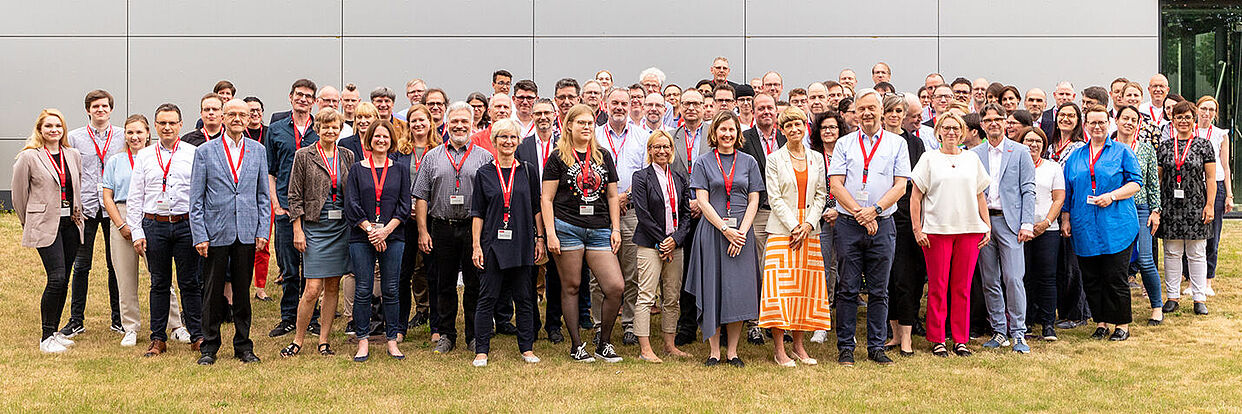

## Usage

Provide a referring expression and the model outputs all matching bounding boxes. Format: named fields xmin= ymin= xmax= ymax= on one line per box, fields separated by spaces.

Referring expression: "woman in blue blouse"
xmin=344 ymin=120 xmax=412 ymax=361
xmin=1059 ymin=105 xmax=1141 ymax=342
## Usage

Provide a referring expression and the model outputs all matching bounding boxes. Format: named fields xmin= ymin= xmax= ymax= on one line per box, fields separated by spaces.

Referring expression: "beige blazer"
xmin=11 ymin=148 xmax=85 ymax=248
xmin=764 ymin=146 xmax=828 ymax=236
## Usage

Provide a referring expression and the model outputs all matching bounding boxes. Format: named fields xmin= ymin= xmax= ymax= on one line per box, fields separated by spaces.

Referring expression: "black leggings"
xmin=37 ymin=218 xmax=81 ymax=340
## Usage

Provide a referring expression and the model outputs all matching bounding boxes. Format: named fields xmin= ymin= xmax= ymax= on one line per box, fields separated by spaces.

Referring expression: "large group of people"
xmin=12 ymin=57 xmax=1233 ymax=368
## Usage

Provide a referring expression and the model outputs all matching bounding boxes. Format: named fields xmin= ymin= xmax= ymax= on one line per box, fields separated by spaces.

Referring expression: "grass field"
xmin=0 ymin=213 xmax=1239 ymax=412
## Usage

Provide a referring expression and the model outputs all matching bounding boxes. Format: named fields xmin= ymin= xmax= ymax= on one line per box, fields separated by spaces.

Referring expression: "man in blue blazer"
xmin=190 ymin=99 xmax=272 ymax=365
xmin=972 ymin=103 xmax=1037 ymax=354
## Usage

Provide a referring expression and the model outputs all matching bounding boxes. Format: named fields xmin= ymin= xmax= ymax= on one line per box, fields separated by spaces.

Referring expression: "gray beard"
xmin=449 ymin=135 xmax=470 ymax=146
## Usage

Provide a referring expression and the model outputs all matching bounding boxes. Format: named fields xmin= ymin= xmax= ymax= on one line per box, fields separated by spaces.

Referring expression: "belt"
xmin=145 ymin=213 xmax=189 ymax=223
xmin=988 ymin=209 xmax=1004 ymax=216
xmin=429 ymin=216 xmax=469 ymax=225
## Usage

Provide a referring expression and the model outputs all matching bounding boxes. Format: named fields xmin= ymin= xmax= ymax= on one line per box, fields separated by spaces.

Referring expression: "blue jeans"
xmin=1133 ymin=205 xmax=1163 ymax=309
xmin=833 ymin=215 xmax=895 ymax=351
xmin=553 ymin=218 xmax=613 ymax=251
xmin=142 ymin=219 xmax=203 ymax=342
xmin=350 ymin=241 xmax=405 ymax=340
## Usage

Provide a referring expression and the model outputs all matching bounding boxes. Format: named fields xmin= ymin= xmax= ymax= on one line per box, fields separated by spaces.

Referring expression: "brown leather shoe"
xmin=190 ymin=338 xmax=203 ymax=351
xmin=143 ymin=340 xmax=167 ymax=357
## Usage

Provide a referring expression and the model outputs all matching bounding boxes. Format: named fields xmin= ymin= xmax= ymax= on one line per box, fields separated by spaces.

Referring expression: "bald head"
xmin=1025 ymin=88 xmax=1047 ymax=115
xmin=316 ymin=86 xmax=341 ymax=111
xmin=223 ymin=99 xmax=250 ymax=136
xmin=489 ymin=93 xmax=512 ymax=120
xmin=1148 ymin=74 xmax=1169 ymax=103
xmin=762 ymin=71 xmax=783 ymax=98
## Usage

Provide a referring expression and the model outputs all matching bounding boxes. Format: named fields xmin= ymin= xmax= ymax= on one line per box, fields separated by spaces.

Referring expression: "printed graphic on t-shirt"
xmin=568 ymin=159 xmax=606 ymax=203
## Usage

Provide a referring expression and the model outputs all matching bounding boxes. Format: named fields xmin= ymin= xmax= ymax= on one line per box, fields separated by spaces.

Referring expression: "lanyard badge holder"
xmin=715 ymin=151 xmax=738 ymax=229
xmin=496 ymin=161 xmax=517 ymax=240
xmin=856 ymin=131 xmax=883 ymax=204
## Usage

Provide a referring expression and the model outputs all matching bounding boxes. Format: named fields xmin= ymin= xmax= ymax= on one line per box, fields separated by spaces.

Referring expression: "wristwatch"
xmin=874 ymin=205 xmax=883 ymax=215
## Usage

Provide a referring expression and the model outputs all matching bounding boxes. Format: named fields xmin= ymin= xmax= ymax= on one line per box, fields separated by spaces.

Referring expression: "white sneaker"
xmin=52 ymin=332 xmax=75 ymax=347
xmin=172 ymin=327 xmax=192 ymax=343
xmin=522 ymin=354 xmax=541 ymax=364
xmin=472 ymin=358 xmax=487 ymax=367
xmin=810 ymin=330 xmax=828 ymax=343
xmin=40 ymin=337 xmax=68 ymax=353
xmin=121 ymin=331 xmax=138 ymax=347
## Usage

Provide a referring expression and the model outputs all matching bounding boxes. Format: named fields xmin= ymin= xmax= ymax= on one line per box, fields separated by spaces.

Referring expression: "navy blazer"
xmin=338 ymin=134 xmax=365 ymax=161
xmin=189 ymin=137 xmax=272 ymax=246
xmin=740 ymin=126 xmax=786 ymax=208
xmin=1038 ymin=109 xmax=1057 ymax=139
xmin=631 ymin=164 xmax=692 ymax=248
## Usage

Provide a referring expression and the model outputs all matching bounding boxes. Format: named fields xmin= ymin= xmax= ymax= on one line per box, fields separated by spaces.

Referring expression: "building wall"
xmin=0 ymin=0 xmax=1158 ymax=201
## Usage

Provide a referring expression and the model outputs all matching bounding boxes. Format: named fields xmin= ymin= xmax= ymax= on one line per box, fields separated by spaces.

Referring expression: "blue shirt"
xmin=1061 ymin=139 xmax=1142 ymax=256
xmin=265 ymin=114 xmax=318 ymax=209
xmin=101 ymin=150 xmax=136 ymax=203
xmin=828 ymin=128 xmax=911 ymax=217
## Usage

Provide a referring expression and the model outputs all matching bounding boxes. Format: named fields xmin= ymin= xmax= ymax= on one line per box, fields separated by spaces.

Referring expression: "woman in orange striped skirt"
xmin=758 ymin=108 xmax=830 ymax=367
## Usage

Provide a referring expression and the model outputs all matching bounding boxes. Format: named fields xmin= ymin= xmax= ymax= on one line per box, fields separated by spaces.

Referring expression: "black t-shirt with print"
xmin=542 ymin=148 xmax=619 ymax=229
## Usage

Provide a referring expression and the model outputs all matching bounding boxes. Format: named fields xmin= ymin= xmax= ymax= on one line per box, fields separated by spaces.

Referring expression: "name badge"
xmin=1085 ymin=195 xmax=1098 ymax=205
xmin=97 ymin=183 xmax=104 ymax=193
xmin=579 ymin=205 xmax=595 ymax=215
xmin=449 ymin=195 xmax=465 ymax=205
xmin=497 ymin=229 xmax=514 ymax=240
xmin=724 ymin=217 xmax=739 ymax=229
xmin=155 ymin=198 xmax=171 ymax=214
xmin=856 ymin=190 xmax=870 ymax=204
xmin=60 ymin=207 xmax=72 ymax=217
xmin=326 ymin=209 xmax=343 ymax=220
xmin=1173 ymin=189 xmax=1185 ymax=199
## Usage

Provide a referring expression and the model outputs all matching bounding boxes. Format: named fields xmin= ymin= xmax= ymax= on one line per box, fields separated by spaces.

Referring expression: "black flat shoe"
xmin=280 ymin=343 xmax=301 ymax=358
xmin=1090 ymin=327 xmax=1109 ymax=340
xmin=317 ymin=343 xmax=335 ymax=356
xmin=236 ymin=351 xmax=261 ymax=363
xmin=726 ymin=357 xmax=745 ymax=368
xmin=1108 ymin=328 xmax=1130 ymax=341
xmin=1194 ymin=302 xmax=1209 ymax=315
xmin=1147 ymin=318 xmax=1163 ymax=326
xmin=197 ymin=354 xmax=216 ymax=365
xmin=931 ymin=343 xmax=949 ymax=358
xmin=1162 ymin=300 xmax=1180 ymax=314
xmin=899 ymin=349 xmax=915 ymax=357
xmin=703 ymin=357 xmax=720 ymax=366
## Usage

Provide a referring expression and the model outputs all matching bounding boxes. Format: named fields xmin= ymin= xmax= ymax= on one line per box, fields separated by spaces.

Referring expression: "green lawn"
xmin=0 ymin=213 xmax=1239 ymax=412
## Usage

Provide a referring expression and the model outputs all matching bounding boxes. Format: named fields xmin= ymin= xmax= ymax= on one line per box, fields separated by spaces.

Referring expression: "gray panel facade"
xmin=0 ymin=0 xmax=1159 ymax=198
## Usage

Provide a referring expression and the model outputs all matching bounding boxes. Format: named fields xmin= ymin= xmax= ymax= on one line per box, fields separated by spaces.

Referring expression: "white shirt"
xmin=223 ymin=134 xmax=245 ymax=171
xmin=595 ymin=122 xmax=648 ymax=193
xmin=512 ymin=115 xmax=537 ymax=139
xmin=639 ymin=120 xmax=670 ymax=138
xmin=827 ymin=128 xmax=911 ymax=216
xmin=1200 ymin=126 xmax=1229 ymax=180
xmin=126 ymin=140 xmax=198 ymax=240
xmin=653 ymin=163 xmax=676 ymax=236
xmin=532 ymin=133 xmax=557 ymax=181
xmin=1138 ymin=102 xmax=1167 ymax=127
xmin=1032 ymin=159 xmax=1065 ymax=231
xmin=986 ymin=140 xmax=1005 ymax=209
xmin=909 ymin=150 xmax=991 ymax=234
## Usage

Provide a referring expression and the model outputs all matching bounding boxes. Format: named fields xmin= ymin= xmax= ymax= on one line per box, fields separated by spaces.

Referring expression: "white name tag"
xmin=856 ymin=190 xmax=870 ymax=204
xmin=155 ymin=198 xmax=171 ymax=214
xmin=579 ymin=205 xmax=595 ymax=215
xmin=497 ymin=229 xmax=514 ymax=240
xmin=326 ymin=209 xmax=343 ymax=220
xmin=449 ymin=195 xmax=465 ymax=205
xmin=60 ymin=207 xmax=72 ymax=217
xmin=1173 ymin=189 xmax=1185 ymax=199
xmin=724 ymin=217 xmax=739 ymax=229
xmin=1085 ymin=195 xmax=1098 ymax=205
xmin=97 ymin=183 xmax=104 ymax=193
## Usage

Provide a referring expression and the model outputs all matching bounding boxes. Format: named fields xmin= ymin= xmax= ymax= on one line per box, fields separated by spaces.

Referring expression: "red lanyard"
xmin=413 ymin=146 xmax=425 ymax=173
xmin=761 ymin=128 xmax=777 ymax=155
xmin=44 ymin=149 xmax=67 ymax=201
xmin=317 ymin=142 xmax=339 ymax=201
xmin=155 ymin=141 xmax=179 ymax=192
xmin=495 ymin=161 xmax=518 ymax=226
xmin=292 ymin=116 xmax=311 ymax=150
xmin=714 ymin=151 xmax=736 ymax=214
xmin=126 ymin=147 xmax=134 ymax=169
xmin=1087 ymin=143 xmax=1105 ymax=192
xmin=202 ymin=127 xmax=219 ymax=142
xmin=858 ymin=130 xmax=884 ymax=186
xmin=685 ymin=125 xmax=700 ymax=173
xmin=1054 ymin=138 xmax=1072 ymax=161
xmin=1172 ymin=137 xmax=1193 ymax=185
xmin=87 ymin=126 xmax=113 ymax=170
xmin=445 ymin=144 xmax=474 ymax=190
xmin=1035 ymin=157 xmax=1044 ymax=168
xmin=1149 ymin=107 xmax=1162 ymax=123
xmin=605 ymin=124 xmax=628 ymax=161
xmin=540 ymin=136 xmax=554 ymax=167
xmin=368 ymin=157 xmax=390 ymax=221
xmin=662 ymin=165 xmax=678 ymax=228
xmin=223 ymin=138 xmax=245 ymax=184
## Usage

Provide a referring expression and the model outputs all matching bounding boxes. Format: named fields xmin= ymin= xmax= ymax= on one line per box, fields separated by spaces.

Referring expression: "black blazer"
xmin=739 ymin=126 xmax=786 ymax=208
xmin=631 ymin=165 xmax=692 ymax=248
xmin=1038 ymin=109 xmax=1056 ymax=139
xmin=270 ymin=110 xmax=292 ymax=124
xmin=516 ymin=134 xmax=554 ymax=169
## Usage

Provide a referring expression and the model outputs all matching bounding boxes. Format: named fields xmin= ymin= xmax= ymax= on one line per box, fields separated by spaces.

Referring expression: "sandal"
xmin=280 ymin=343 xmax=301 ymax=358
xmin=954 ymin=343 xmax=973 ymax=357
xmin=318 ymin=343 xmax=335 ymax=356
xmin=930 ymin=342 xmax=948 ymax=357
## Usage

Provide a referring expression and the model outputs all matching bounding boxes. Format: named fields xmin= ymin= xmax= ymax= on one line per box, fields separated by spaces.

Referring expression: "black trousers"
xmin=1056 ymin=237 xmax=1092 ymax=321
xmin=202 ymin=242 xmax=256 ymax=356
xmin=1079 ymin=247 xmax=1133 ymax=326
xmin=1024 ymin=231 xmax=1060 ymax=327
xmin=144 ymin=219 xmax=203 ymax=342
xmin=37 ymin=218 xmax=81 ymax=340
xmin=677 ymin=221 xmax=699 ymax=337
xmin=889 ymin=217 xmax=927 ymax=326
xmin=430 ymin=218 xmax=480 ymax=344
xmin=69 ymin=213 xmax=120 ymax=326
xmin=475 ymin=264 xmax=536 ymax=354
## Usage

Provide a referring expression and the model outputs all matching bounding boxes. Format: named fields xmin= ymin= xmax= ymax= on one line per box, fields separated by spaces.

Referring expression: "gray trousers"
xmin=978 ymin=215 xmax=1027 ymax=337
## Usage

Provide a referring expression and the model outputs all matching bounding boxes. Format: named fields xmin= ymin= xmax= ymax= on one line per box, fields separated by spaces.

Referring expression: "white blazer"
xmin=764 ymin=146 xmax=828 ymax=236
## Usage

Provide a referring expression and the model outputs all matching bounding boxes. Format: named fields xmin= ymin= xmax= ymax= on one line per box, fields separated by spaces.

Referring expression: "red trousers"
xmin=921 ymin=233 xmax=985 ymax=344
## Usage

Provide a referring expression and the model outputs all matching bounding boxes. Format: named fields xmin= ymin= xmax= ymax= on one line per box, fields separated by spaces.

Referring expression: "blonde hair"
xmin=776 ymin=106 xmax=807 ymax=129
xmin=1197 ymin=95 xmax=1219 ymax=122
xmin=556 ymin=104 xmax=603 ymax=166
xmin=645 ymin=130 xmax=675 ymax=164
xmin=354 ymin=102 xmax=379 ymax=120
xmin=398 ymin=104 xmax=441 ymax=154
xmin=490 ymin=119 xmax=522 ymax=147
xmin=21 ymin=109 xmax=71 ymax=155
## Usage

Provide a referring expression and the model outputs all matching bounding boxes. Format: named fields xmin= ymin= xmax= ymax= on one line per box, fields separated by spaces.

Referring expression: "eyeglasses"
xmin=1173 ymin=115 xmax=1195 ymax=121
xmin=513 ymin=95 xmax=536 ymax=101
xmin=1085 ymin=121 xmax=1108 ymax=127
xmin=224 ymin=112 xmax=248 ymax=119
xmin=555 ymin=94 xmax=578 ymax=100
xmin=292 ymin=92 xmax=315 ymax=100
xmin=649 ymin=144 xmax=672 ymax=150
xmin=982 ymin=118 xmax=1005 ymax=124
xmin=493 ymin=80 xmax=511 ymax=86
xmin=426 ymin=101 xmax=446 ymax=107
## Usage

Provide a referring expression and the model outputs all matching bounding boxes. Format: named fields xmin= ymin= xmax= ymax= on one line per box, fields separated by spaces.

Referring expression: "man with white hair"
xmin=414 ymin=101 xmax=496 ymax=354
xmin=469 ymin=93 xmax=513 ymax=155
xmin=316 ymin=86 xmax=353 ymax=136
xmin=1138 ymin=74 xmax=1170 ymax=124
xmin=903 ymin=93 xmax=937 ymax=151
xmin=1051 ymin=81 xmax=1076 ymax=117
xmin=807 ymin=82 xmax=831 ymax=116
xmin=708 ymin=56 xmax=741 ymax=89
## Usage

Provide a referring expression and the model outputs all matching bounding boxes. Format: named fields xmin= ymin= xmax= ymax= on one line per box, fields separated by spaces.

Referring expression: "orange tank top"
xmin=795 ymin=163 xmax=808 ymax=208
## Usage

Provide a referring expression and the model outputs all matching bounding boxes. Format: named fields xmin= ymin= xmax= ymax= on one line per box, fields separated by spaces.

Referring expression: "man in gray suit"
xmin=189 ymin=99 xmax=271 ymax=365
xmin=972 ymin=103 xmax=1037 ymax=354
xmin=670 ymin=88 xmax=708 ymax=346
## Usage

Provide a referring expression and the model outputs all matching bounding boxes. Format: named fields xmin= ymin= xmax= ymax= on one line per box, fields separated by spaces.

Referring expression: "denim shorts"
xmin=554 ymin=218 xmax=612 ymax=251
